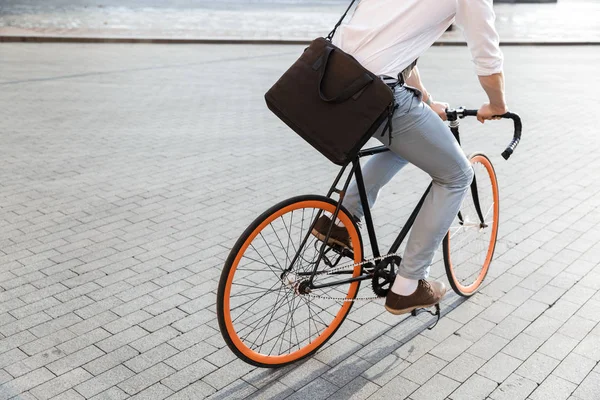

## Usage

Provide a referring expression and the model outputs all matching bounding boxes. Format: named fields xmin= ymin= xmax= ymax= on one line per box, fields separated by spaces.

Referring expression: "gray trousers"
xmin=342 ymin=85 xmax=474 ymax=280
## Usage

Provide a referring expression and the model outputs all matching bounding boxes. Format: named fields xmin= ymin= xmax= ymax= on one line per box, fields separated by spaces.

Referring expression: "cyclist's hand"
xmin=429 ymin=101 xmax=449 ymax=121
xmin=477 ymin=103 xmax=508 ymax=123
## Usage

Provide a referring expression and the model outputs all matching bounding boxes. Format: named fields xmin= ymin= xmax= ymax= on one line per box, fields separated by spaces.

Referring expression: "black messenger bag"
xmin=264 ymin=0 xmax=395 ymax=166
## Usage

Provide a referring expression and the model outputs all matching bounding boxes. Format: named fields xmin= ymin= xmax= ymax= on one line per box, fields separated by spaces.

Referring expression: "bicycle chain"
xmin=295 ymin=252 xmax=402 ymax=303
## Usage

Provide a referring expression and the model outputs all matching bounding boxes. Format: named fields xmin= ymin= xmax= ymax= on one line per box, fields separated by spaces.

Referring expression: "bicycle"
xmin=216 ymin=108 xmax=522 ymax=367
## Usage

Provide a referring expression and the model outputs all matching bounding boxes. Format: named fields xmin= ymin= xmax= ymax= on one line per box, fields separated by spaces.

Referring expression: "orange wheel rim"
xmin=447 ymin=155 xmax=499 ymax=294
xmin=222 ymin=200 xmax=362 ymax=365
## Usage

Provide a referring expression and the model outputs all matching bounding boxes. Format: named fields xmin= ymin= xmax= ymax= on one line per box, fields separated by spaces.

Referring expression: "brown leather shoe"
xmin=385 ymin=280 xmax=446 ymax=315
xmin=311 ymin=215 xmax=353 ymax=250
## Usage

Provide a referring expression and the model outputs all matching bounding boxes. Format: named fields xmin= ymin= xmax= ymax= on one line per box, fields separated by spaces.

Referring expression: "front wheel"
xmin=216 ymin=195 xmax=363 ymax=368
xmin=443 ymin=153 xmax=499 ymax=297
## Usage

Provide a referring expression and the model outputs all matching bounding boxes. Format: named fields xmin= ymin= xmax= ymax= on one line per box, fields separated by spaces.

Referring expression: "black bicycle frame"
xmin=299 ymin=118 xmax=485 ymax=291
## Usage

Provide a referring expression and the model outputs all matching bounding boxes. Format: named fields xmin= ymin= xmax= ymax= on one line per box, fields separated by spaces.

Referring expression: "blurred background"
xmin=1 ymin=0 xmax=599 ymax=43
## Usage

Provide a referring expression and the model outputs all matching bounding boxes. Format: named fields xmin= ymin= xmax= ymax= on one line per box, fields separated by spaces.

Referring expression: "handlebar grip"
xmin=463 ymin=109 xmax=478 ymax=117
xmin=497 ymin=112 xmax=522 ymax=160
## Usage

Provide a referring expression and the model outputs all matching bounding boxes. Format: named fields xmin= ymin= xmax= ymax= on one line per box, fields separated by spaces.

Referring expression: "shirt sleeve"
xmin=455 ymin=0 xmax=504 ymax=76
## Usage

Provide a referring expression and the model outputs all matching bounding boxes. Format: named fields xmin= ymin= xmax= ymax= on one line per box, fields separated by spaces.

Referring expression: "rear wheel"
xmin=443 ymin=153 xmax=499 ymax=297
xmin=216 ymin=195 xmax=363 ymax=367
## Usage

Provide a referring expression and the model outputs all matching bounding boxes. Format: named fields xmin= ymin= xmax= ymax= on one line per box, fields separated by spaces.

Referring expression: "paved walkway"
xmin=1 ymin=43 xmax=600 ymax=400
xmin=1 ymin=0 xmax=600 ymax=43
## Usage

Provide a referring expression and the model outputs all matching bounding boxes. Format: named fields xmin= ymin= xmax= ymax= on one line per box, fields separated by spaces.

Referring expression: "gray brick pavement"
xmin=1 ymin=43 xmax=600 ymax=399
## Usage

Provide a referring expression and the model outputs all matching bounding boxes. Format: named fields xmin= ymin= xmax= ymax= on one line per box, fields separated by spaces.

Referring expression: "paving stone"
xmin=280 ymin=377 xmax=337 ymax=400
xmin=499 ymin=287 xmax=535 ymax=308
xmin=51 ymin=389 xmax=86 ymax=400
xmin=440 ymin=352 xmax=486 ymax=383
xmin=393 ymin=335 xmax=437 ymax=363
xmin=572 ymin=372 xmax=600 ymax=400
xmin=553 ymin=352 xmax=597 ymax=385
xmin=124 ymin=343 xmax=178 ymax=373
xmin=96 ymin=326 xmax=148 ymax=353
xmin=74 ymin=365 xmax=134 ymax=398
xmin=19 ymin=328 xmax=77 ymax=356
xmin=0 ymin=348 xmax=27 ymax=370
xmin=575 ymin=300 xmax=600 ymax=323
xmin=538 ymin=333 xmax=580 ymax=360
xmin=29 ymin=313 xmax=83 ymax=339
xmin=410 ymin=373 xmax=460 ymax=400
xmin=56 ymin=327 xmax=111 ymax=355
xmin=88 ymin=386 xmax=129 ymax=400
xmin=455 ymin=316 xmax=496 ymax=343
xmin=314 ymin=337 xmax=363 ymax=366
xmin=446 ymin=302 xmax=485 ymax=324
xmin=103 ymin=310 xmax=152 ymax=335
xmin=489 ymin=373 xmax=537 ymax=400
xmin=490 ymin=315 xmax=530 ymax=340
xmin=139 ymin=309 xmax=187 ymax=333
xmin=161 ymin=359 xmax=217 ymax=391
xmin=0 ymin=311 xmax=52 ymax=337
xmin=165 ymin=380 xmax=216 ymax=400
xmin=502 ymin=333 xmax=545 ymax=361
xmin=328 ymin=375 xmax=379 ymax=400
xmin=128 ymin=383 xmax=173 ymax=400
xmin=129 ymin=326 xmax=179 ymax=353
xmin=167 ymin=324 xmax=220 ymax=351
xmin=0 ymin=367 xmax=55 ymax=400
xmin=400 ymin=354 xmax=447 ymax=385
xmin=83 ymin=345 xmax=140 ymax=376
xmin=478 ymin=352 xmax=523 ymax=383
xmin=557 ymin=315 xmax=597 ymax=341
xmin=514 ymin=352 xmax=559 ymax=384
xmin=201 ymin=359 xmax=255 ymax=391
xmin=250 ymin=382 xmax=294 ymax=400
xmin=448 ymin=373 xmax=498 ymax=400
xmin=47 ymin=345 xmax=105 ymax=376
xmin=429 ymin=334 xmax=473 ymax=362
xmin=572 ymin=334 xmax=600 ymax=362
xmin=529 ymin=374 xmax=577 ymax=400
xmin=5 ymin=347 xmax=67 ymax=378
xmin=355 ymin=334 xmax=402 ymax=364
xmin=29 ymin=367 xmax=92 ymax=400
xmin=369 ymin=375 xmax=419 ymax=400
xmin=361 ymin=353 xmax=411 ymax=386
xmin=203 ymin=346 xmax=238 ymax=368
xmin=419 ymin=317 xmax=463 ymax=343
xmin=532 ymin=286 xmax=567 ymax=305
xmin=163 ymin=341 xmax=218 ymax=370
xmin=467 ymin=333 xmax=510 ymax=361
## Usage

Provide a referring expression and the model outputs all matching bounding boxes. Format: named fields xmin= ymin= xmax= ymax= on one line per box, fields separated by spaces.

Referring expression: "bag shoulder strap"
xmin=326 ymin=0 xmax=357 ymax=41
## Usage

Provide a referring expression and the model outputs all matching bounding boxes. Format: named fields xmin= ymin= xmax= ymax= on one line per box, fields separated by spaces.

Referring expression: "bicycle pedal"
xmin=410 ymin=304 xmax=441 ymax=330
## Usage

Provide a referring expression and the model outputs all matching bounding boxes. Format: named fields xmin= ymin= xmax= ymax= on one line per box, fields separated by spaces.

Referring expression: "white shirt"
xmin=332 ymin=0 xmax=504 ymax=78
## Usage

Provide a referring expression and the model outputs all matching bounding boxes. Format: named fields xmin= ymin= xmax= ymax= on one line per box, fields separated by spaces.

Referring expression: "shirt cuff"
xmin=475 ymin=59 xmax=504 ymax=76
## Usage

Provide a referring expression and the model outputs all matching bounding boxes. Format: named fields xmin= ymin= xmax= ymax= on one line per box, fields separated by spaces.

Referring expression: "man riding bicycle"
xmin=312 ymin=0 xmax=507 ymax=315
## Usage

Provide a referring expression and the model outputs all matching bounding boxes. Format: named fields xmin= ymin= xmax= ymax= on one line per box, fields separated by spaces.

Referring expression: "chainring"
xmin=371 ymin=256 xmax=401 ymax=297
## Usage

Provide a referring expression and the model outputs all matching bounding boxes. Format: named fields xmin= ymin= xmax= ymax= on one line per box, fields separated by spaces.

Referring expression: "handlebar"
xmin=445 ymin=108 xmax=522 ymax=161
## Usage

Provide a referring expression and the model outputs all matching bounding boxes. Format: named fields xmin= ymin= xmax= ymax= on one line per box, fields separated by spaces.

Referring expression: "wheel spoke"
xmin=218 ymin=199 xmax=361 ymax=366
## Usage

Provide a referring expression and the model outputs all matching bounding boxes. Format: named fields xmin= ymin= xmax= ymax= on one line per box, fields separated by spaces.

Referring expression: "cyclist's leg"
xmin=342 ymin=151 xmax=409 ymax=219
xmin=380 ymin=86 xmax=474 ymax=282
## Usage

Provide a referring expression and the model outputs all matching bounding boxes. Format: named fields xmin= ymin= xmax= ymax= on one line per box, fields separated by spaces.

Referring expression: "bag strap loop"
xmin=326 ymin=0 xmax=357 ymax=41
xmin=316 ymin=47 xmax=374 ymax=103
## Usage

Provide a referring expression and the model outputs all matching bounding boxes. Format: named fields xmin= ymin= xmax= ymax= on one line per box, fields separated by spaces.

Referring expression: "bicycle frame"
xmin=294 ymin=117 xmax=487 ymax=291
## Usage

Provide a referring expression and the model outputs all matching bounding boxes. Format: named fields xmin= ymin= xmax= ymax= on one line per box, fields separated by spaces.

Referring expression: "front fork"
xmin=449 ymin=120 xmax=486 ymax=227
